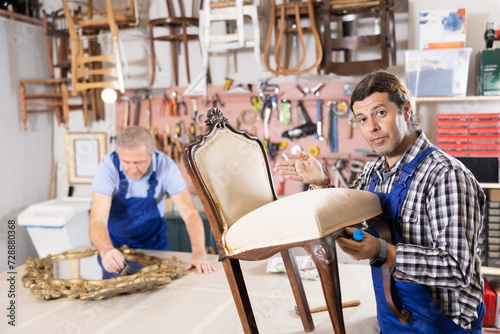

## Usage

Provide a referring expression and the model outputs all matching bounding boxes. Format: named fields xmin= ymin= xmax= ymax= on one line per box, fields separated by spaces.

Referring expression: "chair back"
xmin=43 ymin=9 xmax=72 ymax=79
xmin=87 ymin=0 xmax=138 ymax=26
xmin=164 ymin=0 xmax=203 ymax=19
xmin=185 ymin=109 xmax=277 ymax=250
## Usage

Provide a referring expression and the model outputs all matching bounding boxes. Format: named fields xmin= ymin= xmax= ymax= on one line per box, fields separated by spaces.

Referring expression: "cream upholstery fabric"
xmin=194 ymin=129 xmax=274 ymax=232
xmin=224 ymin=188 xmax=382 ymax=255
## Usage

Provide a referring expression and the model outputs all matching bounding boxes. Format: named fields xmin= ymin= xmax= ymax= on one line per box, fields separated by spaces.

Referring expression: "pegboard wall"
xmin=114 ymin=81 xmax=373 ymax=197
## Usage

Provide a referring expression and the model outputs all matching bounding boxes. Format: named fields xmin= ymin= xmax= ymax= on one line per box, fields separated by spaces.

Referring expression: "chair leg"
xmin=60 ymin=83 xmax=70 ymax=129
xmin=182 ymin=22 xmax=191 ymax=84
xmin=149 ymin=24 xmax=157 ymax=87
xmin=19 ymin=83 xmax=28 ymax=131
xmin=170 ymin=28 xmax=179 ymax=87
xmin=82 ymin=90 xmax=89 ymax=126
xmin=221 ymin=258 xmax=258 ymax=334
xmin=281 ymin=249 xmax=314 ymax=332
xmin=248 ymin=8 xmax=263 ymax=70
xmin=305 ymin=235 xmax=346 ymax=334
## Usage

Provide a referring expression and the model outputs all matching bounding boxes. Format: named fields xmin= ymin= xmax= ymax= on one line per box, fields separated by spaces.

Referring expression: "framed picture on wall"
xmin=66 ymin=132 xmax=107 ymax=184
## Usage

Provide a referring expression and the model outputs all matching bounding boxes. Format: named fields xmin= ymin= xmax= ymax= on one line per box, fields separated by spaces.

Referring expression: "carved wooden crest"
xmin=205 ymin=108 xmax=228 ymax=127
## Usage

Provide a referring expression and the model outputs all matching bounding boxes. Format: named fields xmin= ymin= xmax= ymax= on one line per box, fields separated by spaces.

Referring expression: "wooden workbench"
xmin=0 ymin=247 xmax=379 ymax=334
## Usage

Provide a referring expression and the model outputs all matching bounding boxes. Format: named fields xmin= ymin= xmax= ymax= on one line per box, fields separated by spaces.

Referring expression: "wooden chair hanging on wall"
xmin=185 ymin=108 xmax=384 ymax=333
xmin=19 ymin=9 xmax=89 ymax=131
xmin=62 ymin=0 xmax=134 ymax=121
xmin=149 ymin=0 xmax=202 ymax=87
xmin=320 ymin=0 xmax=396 ymax=76
xmin=263 ymin=0 xmax=323 ymax=75
xmin=199 ymin=0 xmax=262 ymax=77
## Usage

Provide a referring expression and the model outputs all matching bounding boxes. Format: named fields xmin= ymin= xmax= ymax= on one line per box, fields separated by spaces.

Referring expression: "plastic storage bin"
xmin=18 ymin=197 xmax=92 ymax=258
xmin=405 ymin=48 xmax=472 ymax=97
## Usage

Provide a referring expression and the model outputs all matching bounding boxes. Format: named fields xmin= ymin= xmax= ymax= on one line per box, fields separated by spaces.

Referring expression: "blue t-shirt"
xmin=92 ymin=150 xmax=187 ymax=216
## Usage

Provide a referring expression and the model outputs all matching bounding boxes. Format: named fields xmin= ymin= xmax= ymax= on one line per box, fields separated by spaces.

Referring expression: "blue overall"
xmin=368 ymin=147 xmax=485 ymax=333
xmin=98 ymin=151 xmax=169 ymax=279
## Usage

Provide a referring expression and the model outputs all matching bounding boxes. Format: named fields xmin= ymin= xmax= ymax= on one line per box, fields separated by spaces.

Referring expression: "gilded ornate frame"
xmin=22 ymin=246 xmax=187 ymax=300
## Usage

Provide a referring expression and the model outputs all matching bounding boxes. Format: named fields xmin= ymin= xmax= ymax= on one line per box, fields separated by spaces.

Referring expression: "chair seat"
xmin=224 ymin=188 xmax=382 ymax=255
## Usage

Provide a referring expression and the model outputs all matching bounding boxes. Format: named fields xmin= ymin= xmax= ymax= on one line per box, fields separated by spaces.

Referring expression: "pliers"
xmin=177 ymin=95 xmax=187 ymax=115
xmin=169 ymin=91 xmax=178 ymax=116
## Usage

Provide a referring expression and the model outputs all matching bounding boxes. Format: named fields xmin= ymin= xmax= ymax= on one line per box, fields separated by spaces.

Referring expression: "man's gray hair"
xmin=116 ymin=126 xmax=155 ymax=155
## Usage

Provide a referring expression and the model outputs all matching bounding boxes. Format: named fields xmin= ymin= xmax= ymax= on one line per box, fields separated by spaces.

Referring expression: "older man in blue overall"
xmin=90 ymin=126 xmax=215 ymax=278
xmin=275 ymin=70 xmax=485 ymax=333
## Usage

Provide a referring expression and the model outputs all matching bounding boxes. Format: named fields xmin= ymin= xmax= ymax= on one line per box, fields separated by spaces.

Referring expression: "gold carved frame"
xmin=66 ymin=132 xmax=107 ymax=184
xmin=22 ymin=247 xmax=187 ymax=300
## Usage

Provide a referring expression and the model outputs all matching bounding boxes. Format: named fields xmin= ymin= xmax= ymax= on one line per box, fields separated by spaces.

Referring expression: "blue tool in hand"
xmin=351 ymin=229 xmax=365 ymax=242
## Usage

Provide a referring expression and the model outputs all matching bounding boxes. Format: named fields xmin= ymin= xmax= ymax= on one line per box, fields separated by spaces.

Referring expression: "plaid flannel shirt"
xmin=351 ymin=131 xmax=486 ymax=329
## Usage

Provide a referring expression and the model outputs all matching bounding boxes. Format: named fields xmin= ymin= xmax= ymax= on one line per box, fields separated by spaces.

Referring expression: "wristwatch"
xmin=370 ymin=238 xmax=387 ymax=267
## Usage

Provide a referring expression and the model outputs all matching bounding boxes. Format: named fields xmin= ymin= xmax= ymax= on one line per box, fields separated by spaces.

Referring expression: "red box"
xmin=484 ymin=277 xmax=497 ymax=327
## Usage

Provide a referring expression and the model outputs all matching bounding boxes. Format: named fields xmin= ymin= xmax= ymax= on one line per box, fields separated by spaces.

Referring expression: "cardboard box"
xmin=478 ymin=49 xmax=500 ymax=96
xmin=419 ymin=8 xmax=466 ymax=50
xmin=484 ymin=278 xmax=497 ymax=327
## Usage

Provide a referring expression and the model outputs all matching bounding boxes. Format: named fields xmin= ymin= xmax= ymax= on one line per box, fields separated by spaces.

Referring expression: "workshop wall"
xmin=116 ymin=82 xmax=373 ymax=197
xmin=0 ymin=17 xmax=50 ymax=272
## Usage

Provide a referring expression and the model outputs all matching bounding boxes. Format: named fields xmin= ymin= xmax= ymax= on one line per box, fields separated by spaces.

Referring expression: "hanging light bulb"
xmin=101 ymin=88 xmax=117 ymax=104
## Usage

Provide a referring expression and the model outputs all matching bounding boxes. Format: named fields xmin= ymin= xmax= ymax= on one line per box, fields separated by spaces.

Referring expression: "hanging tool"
xmin=297 ymin=100 xmax=312 ymax=124
xmin=327 ymin=101 xmax=338 ymax=152
xmin=269 ymin=95 xmax=279 ymax=120
xmin=332 ymin=160 xmax=348 ymax=188
xmin=279 ymin=99 xmax=291 ymax=123
xmin=164 ymin=125 xmax=172 ymax=158
xmin=282 ymin=122 xmax=317 ymax=139
xmin=188 ymin=123 xmax=196 ymax=142
xmin=154 ymin=133 xmax=164 ymax=151
xmin=119 ymin=95 xmax=132 ymax=129
xmin=191 ymin=97 xmax=198 ymax=121
xmin=290 ymin=145 xmax=303 ymax=156
xmin=349 ymin=160 xmax=365 ymax=184
xmin=133 ymin=95 xmax=144 ymax=126
xmin=334 ymin=100 xmax=349 ymax=116
xmin=177 ymin=95 xmax=187 ymax=115
xmin=296 ymin=82 xmax=325 ymax=97
xmin=250 ymin=94 xmax=263 ymax=121
xmin=160 ymin=93 xmax=169 ymax=117
xmin=315 ymin=99 xmax=324 ymax=141
xmin=169 ymin=91 xmax=178 ymax=116
xmin=282 ymin=100 xmax=317 ymax=137
xmin=268 ymin=141 xmax=287 ymax=160
xmin=307 ymin=145 xmax=320 ymax=156
xmin=237 ymin=109 xmax=258 ymax=129
xmin=347 ymin=111 xmax=356 ymax=139
xmin=223 ymin=78 xmax=233 ymax=91
xmin=263 ymin=100 xmax=272 ymax=149
xmin=145 ymin=94 xmax=153 ymax=131
xmin=173 ymin=123 xmax=183 ymax=162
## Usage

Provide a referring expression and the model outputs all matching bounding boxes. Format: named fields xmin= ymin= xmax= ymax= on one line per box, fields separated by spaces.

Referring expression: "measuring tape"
xmin=307 ymin=145 xmax=320 ymax=156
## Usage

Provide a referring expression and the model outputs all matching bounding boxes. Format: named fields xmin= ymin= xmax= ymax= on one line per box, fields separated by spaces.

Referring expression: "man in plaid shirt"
xmin=275 ymin=70 xmax=485 ymax=333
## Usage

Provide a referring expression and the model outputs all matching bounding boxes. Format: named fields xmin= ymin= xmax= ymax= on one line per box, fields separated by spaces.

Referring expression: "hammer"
xmin=119 ymin=95 xmax=133 ymax=129
xmin=294 ymin=300 xmax=361 ymax=315
xmin=133 ymin=95 xmax=145 ymax=126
